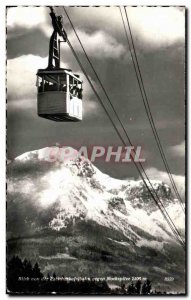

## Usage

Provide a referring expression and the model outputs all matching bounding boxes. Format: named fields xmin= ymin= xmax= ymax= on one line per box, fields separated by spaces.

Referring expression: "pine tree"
xmin=33 ymin=262 xmax=43 ymax=279
xmin=22 ymin=259 xmax=33 ymax=277
xmin=146 ymin=279 xmax=152 ymax=294
xmin=142 ymin=279 xmax=152 ymax=294
xmin=135 ymin=280 xmax=142 ymax=294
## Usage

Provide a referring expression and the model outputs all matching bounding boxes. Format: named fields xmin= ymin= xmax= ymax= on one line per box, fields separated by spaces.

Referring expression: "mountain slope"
xmin=7 ymin=147 xmax=185 ymax=292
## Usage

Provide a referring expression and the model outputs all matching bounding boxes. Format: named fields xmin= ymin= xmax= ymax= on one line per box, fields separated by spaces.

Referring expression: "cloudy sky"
xmin=7 ymin=6 xmax=185 ymax=193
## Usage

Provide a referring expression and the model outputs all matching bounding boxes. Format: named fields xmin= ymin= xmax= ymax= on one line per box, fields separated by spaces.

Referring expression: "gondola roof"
xmin=37 ymin=68 xmax=82 ymax=83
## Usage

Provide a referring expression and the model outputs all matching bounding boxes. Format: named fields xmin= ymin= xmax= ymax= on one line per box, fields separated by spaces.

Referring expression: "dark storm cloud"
xmin=7 ymin=6 xmax=185 ymax=183
xmin=7 ymin=26 xmax=49 ymax=59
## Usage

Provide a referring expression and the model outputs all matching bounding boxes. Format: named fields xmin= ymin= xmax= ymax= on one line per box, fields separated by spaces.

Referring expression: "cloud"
xmin=7 ymin=98 xmax=36 ymax=112
xmin=7 ymin=54 xmax=49 ymax=100
xmin=7 ymin=6 xmax=52 ymax=39
xmin=68 ymin=29 xmax=126 ymax=59
xmin=126 ymin=7 xmax=185 ymax=48
xmin=142 ymin=167 xmax=185 ymax=200
xmin=169 ymin=141 xmax=185 ymax=157
xmin=7 ymin=7 xmax=125 ymax=59
xmin=7 ymin=7 xmax=125 ymax=60
xmin=66 ymin=6 xmax=185 ymax=50
xmin=7 ymin=6 xmax=184 ymax=64
xmin=7 ymin=7 xmax=47 ymax=29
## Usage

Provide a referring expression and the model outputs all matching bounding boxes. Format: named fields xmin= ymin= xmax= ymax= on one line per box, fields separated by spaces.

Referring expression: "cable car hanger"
xmin=36 ymin=7 xmax=83 ymax=122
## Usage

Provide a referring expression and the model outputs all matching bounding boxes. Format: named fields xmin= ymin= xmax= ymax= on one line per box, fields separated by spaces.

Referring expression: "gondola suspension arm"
xmin=48 ymin=6 xmax=67 ymax=69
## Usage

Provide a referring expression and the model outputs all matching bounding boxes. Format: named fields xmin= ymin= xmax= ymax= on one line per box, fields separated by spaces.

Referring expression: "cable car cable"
xmin=60 ymin=6 xmax=185 ymax=248
xmin=62 ymin=7 xmax=185 ymax=248
xmin=121 ymin=6 xmax=184 ymax=213
xmin=123 ymin=7 xmax=184 ymax=212
xmin=120 ymin=6 xmax=185 ymax=213
xmin=50 ymin=6 xmax=185 ymax=248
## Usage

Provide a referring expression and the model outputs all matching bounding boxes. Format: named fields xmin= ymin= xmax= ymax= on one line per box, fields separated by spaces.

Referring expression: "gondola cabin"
xmin=37 ymin=68 xmax=83 ymax=122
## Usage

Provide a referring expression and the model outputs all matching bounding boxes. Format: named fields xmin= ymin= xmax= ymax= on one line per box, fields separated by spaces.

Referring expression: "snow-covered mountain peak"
xmin=7 ymin=147 xmax=185 ymax=292
xmin=9 ymin=147 xmax=183 ymax=239
xmin=15 ymin=146 xmax=75 ymax=162
xmin=15 ymin=146 xmax=98 ymax=177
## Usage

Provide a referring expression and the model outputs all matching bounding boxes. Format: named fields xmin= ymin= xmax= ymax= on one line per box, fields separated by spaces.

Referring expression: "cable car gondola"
xmin=36 ymin=8 xmax=83 ymax=122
